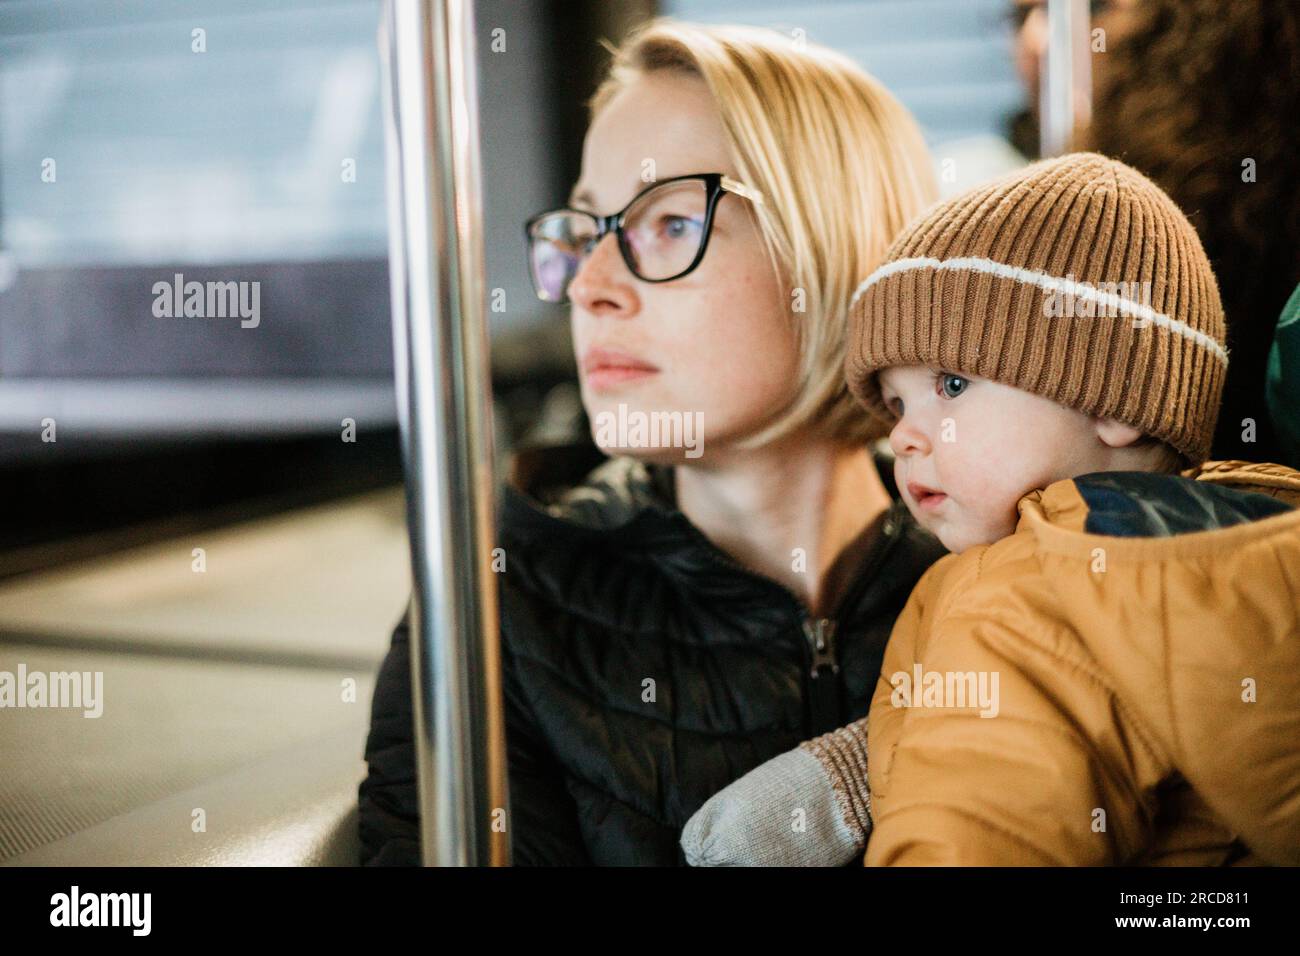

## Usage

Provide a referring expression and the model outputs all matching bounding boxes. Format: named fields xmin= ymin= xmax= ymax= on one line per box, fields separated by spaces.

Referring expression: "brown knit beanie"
xmin=846 ymin=152 xmax=1227 ymax=464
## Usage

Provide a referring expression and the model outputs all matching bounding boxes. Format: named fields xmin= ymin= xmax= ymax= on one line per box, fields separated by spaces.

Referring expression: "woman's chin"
xmin=591 ymin=437 xmax=703 ymax=466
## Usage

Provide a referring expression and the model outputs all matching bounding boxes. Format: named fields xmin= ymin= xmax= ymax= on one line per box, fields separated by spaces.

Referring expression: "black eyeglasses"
xmin=523 ymin=172 xmax=765 ymax=304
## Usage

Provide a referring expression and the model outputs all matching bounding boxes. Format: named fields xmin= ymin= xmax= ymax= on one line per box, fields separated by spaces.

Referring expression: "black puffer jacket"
xmin=358 ymin=442 xmax=945 ymax=865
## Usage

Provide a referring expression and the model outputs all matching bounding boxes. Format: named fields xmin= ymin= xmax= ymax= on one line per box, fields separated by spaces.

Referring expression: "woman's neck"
xmin=673 ymin=435 xmax=893 ymax=615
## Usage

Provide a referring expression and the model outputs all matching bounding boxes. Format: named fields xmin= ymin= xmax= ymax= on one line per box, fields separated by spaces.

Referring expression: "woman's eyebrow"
xmin=568 ymin=177 xmax=664 ymax=211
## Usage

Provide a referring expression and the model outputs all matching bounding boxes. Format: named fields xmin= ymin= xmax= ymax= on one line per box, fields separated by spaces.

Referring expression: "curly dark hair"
xmin=1085 ymin=0 xmax=1300 ymax=462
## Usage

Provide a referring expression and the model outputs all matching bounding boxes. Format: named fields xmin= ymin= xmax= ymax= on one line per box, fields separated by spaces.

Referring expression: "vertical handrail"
xmin=379 ymin=0 xmax=509 ymax=866
xmin=1040 ymin=0 xmax=1092 ymax=157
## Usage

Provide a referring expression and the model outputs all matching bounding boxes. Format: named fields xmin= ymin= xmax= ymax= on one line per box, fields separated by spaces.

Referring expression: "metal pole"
xmin=378 ymin=0 xmax=509 ymax=866
xmin=1040 ymin=0 xmax=1092 ymax=157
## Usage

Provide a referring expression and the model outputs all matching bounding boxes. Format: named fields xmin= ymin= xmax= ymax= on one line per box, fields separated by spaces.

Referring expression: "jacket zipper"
xmin=802 ymin=617 xmax=839 ymax=675
xmin=671 ymin=503 xmax=906 ymax=736
xmin=802 ymin=617 xmax=841 ymax=734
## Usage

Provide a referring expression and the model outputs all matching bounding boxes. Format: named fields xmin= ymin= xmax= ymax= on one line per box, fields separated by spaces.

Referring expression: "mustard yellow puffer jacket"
xmin=865 ymin=460 xmax=1300 ymax=866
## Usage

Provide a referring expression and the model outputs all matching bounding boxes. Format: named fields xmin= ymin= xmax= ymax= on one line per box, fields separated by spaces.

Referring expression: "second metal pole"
xmin=1041 ymin=0 xmax=1093 ymax=157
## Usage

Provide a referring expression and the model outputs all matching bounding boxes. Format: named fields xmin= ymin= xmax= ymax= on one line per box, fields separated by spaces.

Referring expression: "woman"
xmin=359 ymin=18 xmax=944 ymax=865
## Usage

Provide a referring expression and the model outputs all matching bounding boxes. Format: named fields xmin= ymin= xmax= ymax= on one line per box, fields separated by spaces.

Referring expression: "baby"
xmin=680 ymin=153 xmax=1300 ymax=866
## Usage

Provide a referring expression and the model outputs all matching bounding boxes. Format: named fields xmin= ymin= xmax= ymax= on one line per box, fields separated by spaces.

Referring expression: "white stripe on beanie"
xmin=849 ymin=256 xmax=1228 ymax=367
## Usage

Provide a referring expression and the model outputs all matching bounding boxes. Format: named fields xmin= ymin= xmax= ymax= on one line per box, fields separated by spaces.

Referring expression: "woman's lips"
xmin=907 ymin=481 xmax=948 ymax=511
xmin=581 ymin=347 xmax=660 ymax=392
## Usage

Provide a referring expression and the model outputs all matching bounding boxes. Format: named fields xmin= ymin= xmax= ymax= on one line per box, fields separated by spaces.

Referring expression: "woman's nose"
xmin=567 ymin=232 xmax=638 ymax=317
xmin=889 ymin=416 xmax=931 ymax=458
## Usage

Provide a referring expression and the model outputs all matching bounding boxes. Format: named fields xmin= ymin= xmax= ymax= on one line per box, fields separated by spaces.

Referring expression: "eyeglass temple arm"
xmin=721 ymin=176 xmax=764 ymax=205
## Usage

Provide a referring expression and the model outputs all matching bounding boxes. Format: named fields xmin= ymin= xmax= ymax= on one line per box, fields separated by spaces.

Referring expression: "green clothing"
xmin=1267 ymin=282 xmax=1300 ymax=469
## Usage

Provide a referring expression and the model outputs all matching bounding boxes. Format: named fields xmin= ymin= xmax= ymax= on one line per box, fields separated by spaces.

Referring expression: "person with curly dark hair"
xmin=1085 ymin=0 xmax=1300 ymax=463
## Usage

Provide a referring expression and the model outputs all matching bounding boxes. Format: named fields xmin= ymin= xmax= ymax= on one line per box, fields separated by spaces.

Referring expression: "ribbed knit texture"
xmin=846 ymin=153 xmax=1227 ymax=464
xmin=799 ymin=719 xmax=872 ymax=843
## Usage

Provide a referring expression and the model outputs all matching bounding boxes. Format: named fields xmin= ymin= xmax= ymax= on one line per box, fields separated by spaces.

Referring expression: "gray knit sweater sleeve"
xmin=680 ymin=717 xmax=873 ymax=867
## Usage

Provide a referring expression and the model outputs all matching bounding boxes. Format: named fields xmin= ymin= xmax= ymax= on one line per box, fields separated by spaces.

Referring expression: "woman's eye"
xmin=885 ymin=396 xmax=903 ymax=417
xmin=659 ymin=215 xmax=701 ymax=241
xmin=938 ymin=373 xmax=969 ymax=399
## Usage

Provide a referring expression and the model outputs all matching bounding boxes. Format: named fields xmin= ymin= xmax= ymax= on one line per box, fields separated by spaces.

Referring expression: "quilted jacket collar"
xmin=504 ymin=441 xmax=676 ymax=533
xmin=1019 ymin=459 xmax=1300 ymax=541
xmin=499 ymin=440 xmax=939 ymax=623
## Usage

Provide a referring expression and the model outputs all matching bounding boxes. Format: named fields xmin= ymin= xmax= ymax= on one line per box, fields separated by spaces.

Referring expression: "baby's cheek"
xmin=961 ymin=470 xmax=1024 ymax=538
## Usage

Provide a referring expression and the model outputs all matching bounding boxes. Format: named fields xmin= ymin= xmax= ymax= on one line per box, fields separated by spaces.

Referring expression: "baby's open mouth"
xmin=906 ymin=481 xmax=947 ymax=510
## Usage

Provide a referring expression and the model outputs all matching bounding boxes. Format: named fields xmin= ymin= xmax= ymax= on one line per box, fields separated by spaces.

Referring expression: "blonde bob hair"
xmin=588 ymin=18 xmax=937 ymax=448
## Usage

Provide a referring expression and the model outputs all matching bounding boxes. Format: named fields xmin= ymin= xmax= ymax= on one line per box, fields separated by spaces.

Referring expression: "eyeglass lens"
xmin=528 ymin=178 xmax=710 ymax=302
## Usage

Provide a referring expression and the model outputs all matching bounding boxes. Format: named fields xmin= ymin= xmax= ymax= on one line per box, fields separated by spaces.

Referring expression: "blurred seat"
xmin=0 ymin=488 xmax=410 ymax=866
xmin=4 ymin=727 xmax=366 ymax=866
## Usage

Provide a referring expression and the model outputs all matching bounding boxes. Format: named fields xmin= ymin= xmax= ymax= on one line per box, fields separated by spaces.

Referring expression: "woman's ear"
xmin=1095 ymin=417 xmax=1145 ymax=449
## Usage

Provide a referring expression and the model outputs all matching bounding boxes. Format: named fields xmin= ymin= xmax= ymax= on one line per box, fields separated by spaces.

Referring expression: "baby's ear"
xmin=1095 ymin=417 xmax=1145 ymax=449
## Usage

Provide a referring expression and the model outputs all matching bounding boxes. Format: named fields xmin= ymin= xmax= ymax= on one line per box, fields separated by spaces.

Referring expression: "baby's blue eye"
xmin=939 ymin=373 xmax=969 ymax=399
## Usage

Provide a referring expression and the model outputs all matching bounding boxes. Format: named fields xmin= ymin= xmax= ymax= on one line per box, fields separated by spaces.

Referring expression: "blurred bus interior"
xmin=0 ymin=0 xmax=1024 ymax=865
